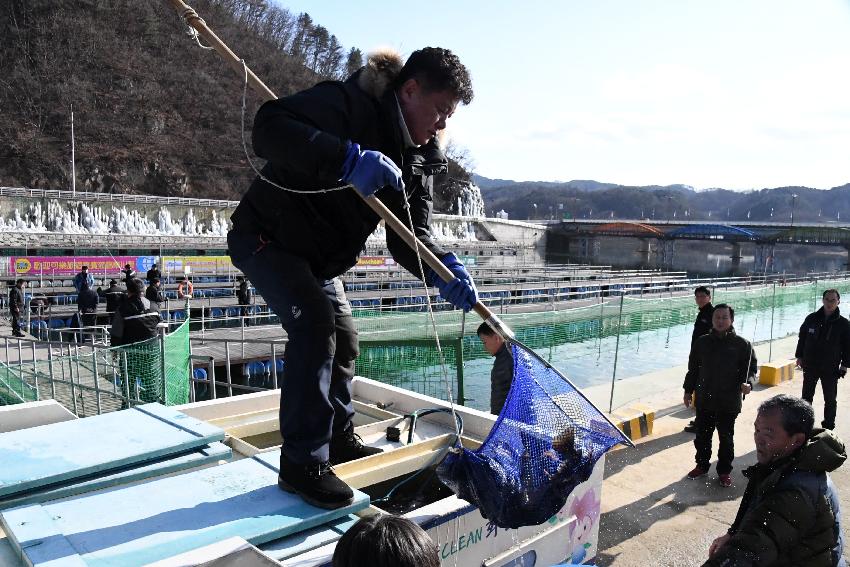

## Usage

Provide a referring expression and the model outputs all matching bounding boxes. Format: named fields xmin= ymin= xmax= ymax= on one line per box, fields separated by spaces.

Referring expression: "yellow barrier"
xmin=759 ymin=360 xmax=796 ymax=386
xmin=610 ymin=404 xmax=655 ymax=442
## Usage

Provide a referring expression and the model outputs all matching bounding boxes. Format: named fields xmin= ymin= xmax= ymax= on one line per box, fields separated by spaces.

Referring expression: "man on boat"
xmin=228 ymin=47 xmax=478 ymax=509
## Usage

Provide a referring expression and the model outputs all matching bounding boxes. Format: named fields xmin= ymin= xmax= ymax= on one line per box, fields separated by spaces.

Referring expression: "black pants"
xmin=802 ymin=370 xmax=839 ymax=429
xmin=10 ymin=310 xmax=21 ymax=334
xmin=694 ymin=409 xmax=738 ymax=474
xmin=229 ymin=231 xmax=358 ymax=465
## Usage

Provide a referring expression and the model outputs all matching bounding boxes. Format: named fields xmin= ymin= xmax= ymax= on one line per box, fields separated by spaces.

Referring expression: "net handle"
xmin=167 ymin=0 xmax=515 ymax=341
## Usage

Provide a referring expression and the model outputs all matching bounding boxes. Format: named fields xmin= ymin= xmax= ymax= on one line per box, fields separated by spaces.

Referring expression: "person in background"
xmin=477 ymin=321 xmax=513 ymax=415
xmin=684 ymin=304 xmax=756 ymax=487
xmin=331 ymin=514 xmax=439 ymax=567
xmin=228 ymin=47 xmax=477 ymax=509
xmin=236 ymin=276 xmax=252 ymax=316
xmin=146 ymin=263 xmax=161 ymax=284
xmin=177 ymin=276 xmax=194 ymax=299
xmin=145 ymin=277 xmax=165 ymax=310
xmin=111 ymin=278 xmax=161 ymax=347
xmin=704 ymin=395 xmax=845 ymax=566
xmin=76 ymin=283 xmax=99 ymax=340
xmin=121 ymin=263 xmax=136 ymax=285
xmin=685 ymin=286 xmax=714 ymax=433
xmin=8 ymin=279 xmax=26 ymax=338
xmin=73 ymin=265 xmax=95 ymax=293
xmin=111 ymin=278 xmax=163 ymax=402
xmin=98 ymin=279 xmax=126 ymax=316
xmin=795 ymin=288 xmax=850 ymax=431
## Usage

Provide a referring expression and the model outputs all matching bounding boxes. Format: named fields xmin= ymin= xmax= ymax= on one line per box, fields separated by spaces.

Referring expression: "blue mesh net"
xmin=437 ymin=342 xmax=629 ymax=528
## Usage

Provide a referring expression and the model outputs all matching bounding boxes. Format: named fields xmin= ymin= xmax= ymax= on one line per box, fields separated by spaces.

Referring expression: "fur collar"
xmin=357 ymin=48 xmax=403 ymax=99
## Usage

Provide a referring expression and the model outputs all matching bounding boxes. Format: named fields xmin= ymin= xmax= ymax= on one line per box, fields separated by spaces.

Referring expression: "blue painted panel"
xmin=1 ymin=451 xmax=369 ymax=567
xmin=260 ymin=514 xmax=358 ymax=561
xmin=0 ymin=505 xmax=87 ymax=567
xmin=0 ymin=442 xmax=232 ymax=510
xmin=0 ymin=404 xmax=224 ymax=499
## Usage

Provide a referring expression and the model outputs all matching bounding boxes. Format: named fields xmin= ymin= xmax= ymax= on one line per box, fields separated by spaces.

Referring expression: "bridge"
xmin=547 ymin=219 xmax=850 ymax=273
xmin=550 ymin=219 xmax=850 ymax=245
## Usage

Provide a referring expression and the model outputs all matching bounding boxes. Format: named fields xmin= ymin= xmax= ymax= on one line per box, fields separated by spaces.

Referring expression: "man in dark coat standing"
xmin=146 ymin=263 xmax=161 ymax=284
xmin=98 ymin=279 xmax=125 ymax=316
xmin=796 ymin=288 xmax=850 ymax=430
xmin=228 ymin=48 xmax=478 ymax=509
xmin=684 ymin=304 xmax=757 ymax=487
xmin=8 ymin=279 xmax=26 ymax=337
xmin=685 ymin=285 xmax=714 ymax=433
xmin=704 ymin=395 xmax=846 ymax=566
xmin=477 ymin=322 xmax=513 ymax=415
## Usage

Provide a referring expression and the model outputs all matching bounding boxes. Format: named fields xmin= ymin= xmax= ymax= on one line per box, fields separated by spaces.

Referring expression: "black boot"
xmin=277 ymin=453 xmax=354 ymax=510
xmin=329 ymin=423 xmax=384 ymax=465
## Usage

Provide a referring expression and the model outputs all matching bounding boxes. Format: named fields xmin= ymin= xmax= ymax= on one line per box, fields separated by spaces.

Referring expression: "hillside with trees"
xmin=0 ymin=0 xmax=470 ymax=209
xmin=476 ymin=176 xmax=850 ymax=224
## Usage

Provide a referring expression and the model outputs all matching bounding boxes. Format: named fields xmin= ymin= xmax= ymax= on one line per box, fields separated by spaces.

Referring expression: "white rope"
xmin=180 ymin=10 xmax=214 ymax=51
xmin=239 ymin=61 xmax=352 ymax=195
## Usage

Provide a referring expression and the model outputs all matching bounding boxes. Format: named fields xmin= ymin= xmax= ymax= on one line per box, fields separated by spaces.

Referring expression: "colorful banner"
xmin=161 ymin=256 xmax=233 ymax=274
xmin=11 ymin=256 xmax=139 ymax=276
xmin=356 ymin=256 xmax=397 ymax=270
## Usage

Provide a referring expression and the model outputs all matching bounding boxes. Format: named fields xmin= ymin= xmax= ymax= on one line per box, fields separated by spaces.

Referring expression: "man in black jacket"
xmin=8 ymin=279 xmax=25 ymax=337
xmin=228 ymin=47 xmax=477 ymax=509
xmin=684 ymin=304 xmax=757 ymax=487
xmin=111 ymin=278 xmax=163 ymax=403
xmin=795 ymin=288 xmax=850 ymax=430
xmin=685 ymin=285 xmax=714 ymax=433
xmin=146 ymin=263 xmax=161 ymax=284
xmin=145 ymin=278 xmax=165 ymax=310
xmin=477 ymin=322 xmax=513 ymax=415
xmin=98 ymin=279 xmax=125 ymax=315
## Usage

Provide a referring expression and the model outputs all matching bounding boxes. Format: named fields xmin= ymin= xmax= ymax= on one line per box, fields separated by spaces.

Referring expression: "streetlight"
xmin=790 ymin=193 xmax=798 ymax=227
xmin=531 ymin=203 xmax=537 ymax=220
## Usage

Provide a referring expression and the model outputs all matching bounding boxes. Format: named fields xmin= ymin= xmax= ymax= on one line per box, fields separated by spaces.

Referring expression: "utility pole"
xmin=790 ymin=193 xmax=798 ymax=227
xmin=70 ymin=104 xmax=76 ymax=196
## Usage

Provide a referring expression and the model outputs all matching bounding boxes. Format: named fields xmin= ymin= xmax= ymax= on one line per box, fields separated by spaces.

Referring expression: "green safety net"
xmin=354 ymin=280 xmax=850 ymax=409
xmin=0 ymin=320 xmax=191 ymax=414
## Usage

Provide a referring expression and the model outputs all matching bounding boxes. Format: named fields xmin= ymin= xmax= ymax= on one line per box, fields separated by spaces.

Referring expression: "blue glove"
xmin=340 ymin=142 xmax=404 ymax=196
xmin=427 ymin=253 xmax=478 ymax=312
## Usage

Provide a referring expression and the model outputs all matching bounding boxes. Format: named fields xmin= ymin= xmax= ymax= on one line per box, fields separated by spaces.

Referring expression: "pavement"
xmin=593 ymin=334 xmax=850 ymax=566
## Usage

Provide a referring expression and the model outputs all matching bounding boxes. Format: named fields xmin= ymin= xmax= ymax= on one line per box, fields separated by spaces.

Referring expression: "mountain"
xmin=474 ymin=175 xmax=850 ymax=223
xmin=0 ymin=0 xmax=471 ymax=209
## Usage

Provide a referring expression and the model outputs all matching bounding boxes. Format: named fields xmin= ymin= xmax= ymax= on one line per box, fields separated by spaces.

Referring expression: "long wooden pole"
xmin=166 ymin=0 xmax=508 ymax=334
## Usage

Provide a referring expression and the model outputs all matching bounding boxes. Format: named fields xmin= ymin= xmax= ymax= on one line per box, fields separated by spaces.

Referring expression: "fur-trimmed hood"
xmin=356 ymin=48 xmax=403 ymax=99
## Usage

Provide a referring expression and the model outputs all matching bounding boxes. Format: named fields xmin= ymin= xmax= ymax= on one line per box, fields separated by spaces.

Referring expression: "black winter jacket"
xmin=110 ymin=296 xmax=162 ymax=346
xmin=692 ymin=302 xmax=713 ymax=345
xmin=704 ymin=429 xmax=846 ymax=567
xmin=77 ymin=287 xmax=99 ymax=313
xmin=490 ymin=343 xmax=514 ymax=415
xmin=99 ymin=284 xmax=126 ymax=313
xmin=684 ymin=328 xmax=757 ymax=414
xmin=795 ymin=307 xmax=850 ymax=375
xmin=145 ymin=285 xmax=165 ymax=306
xmin=8 ymin=286 xmax=24 ymax=314
xmin=229 ymin=53 xmax=448 ymax=281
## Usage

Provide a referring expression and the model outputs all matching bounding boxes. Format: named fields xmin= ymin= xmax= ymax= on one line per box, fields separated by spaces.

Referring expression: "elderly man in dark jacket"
xmin=796 ymin=288 xmax=850 ymax=431
xmin=704 ymin=394 xmax=846 ymax=566
xmin=684 ymin=304 xmax=757 ymax=487
xmin=227 ymin=48 xmax=477 ymax=509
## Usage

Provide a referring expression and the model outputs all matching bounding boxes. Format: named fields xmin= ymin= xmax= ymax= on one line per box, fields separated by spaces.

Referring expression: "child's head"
xmin=332 ymin=514 xmax=438 ymax=567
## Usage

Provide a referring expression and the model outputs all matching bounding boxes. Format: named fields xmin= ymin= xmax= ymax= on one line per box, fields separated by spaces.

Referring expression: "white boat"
xmin=0 ymin=378 xmax=607 ymax=566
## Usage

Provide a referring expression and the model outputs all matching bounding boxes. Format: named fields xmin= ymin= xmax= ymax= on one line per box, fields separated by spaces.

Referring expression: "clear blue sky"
xmin=274 ymin=1 xmax=850 ymax=190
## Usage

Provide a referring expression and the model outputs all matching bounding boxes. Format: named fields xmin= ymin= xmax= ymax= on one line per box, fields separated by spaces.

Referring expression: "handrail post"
xmin=225 ymin=341 xmax=233 ymax=397
xmin=608 ymin=293 xmax=625 ymax=413
xmin=160 ymin=331 xmax=168 ymax=404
